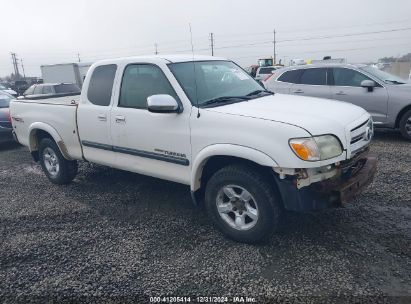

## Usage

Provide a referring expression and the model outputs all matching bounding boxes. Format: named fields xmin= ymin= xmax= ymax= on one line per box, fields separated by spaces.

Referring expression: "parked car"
xmin=264 ymin=63 xmax=411 ymax=140
xmin=10 ymin=55 xmax=377 ymax=243
xmin=0 ymin=84 xmax=18 ymax=97
xmin=22 ymin=83 xmax=81 ymax=99
xmin=254 ymin=66 xmax=279 ymax=81
xmin=0 ymin=92 xmax=14 ymax=144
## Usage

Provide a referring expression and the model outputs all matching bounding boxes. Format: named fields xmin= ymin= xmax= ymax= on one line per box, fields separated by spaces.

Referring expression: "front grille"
xmin=350 ymin=119 xmax=373 ymax=155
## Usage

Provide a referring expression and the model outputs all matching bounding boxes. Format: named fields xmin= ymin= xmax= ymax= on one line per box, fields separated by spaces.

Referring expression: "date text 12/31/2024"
xmin=149 ymin=296 xmax=257 ymax=303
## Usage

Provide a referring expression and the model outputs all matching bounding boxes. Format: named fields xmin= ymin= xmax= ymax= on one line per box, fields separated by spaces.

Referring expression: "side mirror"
xmin=361 ymin=80 xmax=376 ymax=92
xmin=147 ymin=94 xmax=180 ymax=113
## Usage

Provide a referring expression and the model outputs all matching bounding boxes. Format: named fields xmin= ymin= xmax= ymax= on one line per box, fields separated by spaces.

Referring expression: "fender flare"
xmin=28 ymin=122 xmax=72 ymax=160
xmin=190 ymin=144 xmax=279 ymax=191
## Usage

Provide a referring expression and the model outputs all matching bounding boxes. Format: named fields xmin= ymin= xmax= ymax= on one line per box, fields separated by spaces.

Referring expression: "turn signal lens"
xmin=289 ymin=135 xmax=343 ymax=161
xmin=289 ymin=138 xmax=320 ymax=161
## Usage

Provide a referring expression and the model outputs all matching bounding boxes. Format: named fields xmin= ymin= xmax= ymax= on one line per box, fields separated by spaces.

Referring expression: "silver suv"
xmin=264 ymin=63 xmax=411 ymax=140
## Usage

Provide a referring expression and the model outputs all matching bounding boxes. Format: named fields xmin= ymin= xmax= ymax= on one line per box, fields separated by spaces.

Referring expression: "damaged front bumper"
xmin=274 ymin=149 xmax=377 ymax=212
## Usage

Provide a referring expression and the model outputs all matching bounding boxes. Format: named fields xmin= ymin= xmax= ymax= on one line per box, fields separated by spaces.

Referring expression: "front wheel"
xmin=38 ymin=138 xmax=78 ymax=184
xmin=399 ymin=109 xmax=411 ymax=141
xmin=205 ymin=165 xmax=282 ymax=244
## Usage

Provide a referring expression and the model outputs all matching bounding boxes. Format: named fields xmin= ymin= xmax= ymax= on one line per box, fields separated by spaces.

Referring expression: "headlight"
xmin=289 ymin=135 xmax=343 ymax=161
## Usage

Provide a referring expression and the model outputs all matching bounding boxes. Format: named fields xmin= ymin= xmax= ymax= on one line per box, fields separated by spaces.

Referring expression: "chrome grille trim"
xmin=350 ymin=119 xmax=373 ymax=155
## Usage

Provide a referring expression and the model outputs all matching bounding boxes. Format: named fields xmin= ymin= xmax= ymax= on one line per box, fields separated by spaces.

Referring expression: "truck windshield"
xmin=168 ymin=61 xmax=265 ymax=107
xmin=54 ymin=83 xmax=81 ymax=94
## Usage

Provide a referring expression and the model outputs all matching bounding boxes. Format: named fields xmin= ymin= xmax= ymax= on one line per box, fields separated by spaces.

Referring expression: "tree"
xmin=378 ymin=52 xmax=411 ymax=63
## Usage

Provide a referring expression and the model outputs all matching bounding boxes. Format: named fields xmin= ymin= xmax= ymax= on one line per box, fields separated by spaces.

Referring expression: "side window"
xmin=277 ymin=69 xmax=301 ymax=84
xmin=333 ymin=68 xmax=371 ymax=87
xmin=300 ymin=68 xmax=327 ymax=85
xmin=33 ymin=85 xmax=43 ymax=95
xmin=87 ymin=64 xmax=117 ymax=106
xmin=119 ymin=64 xmax=178 ymax=109
xmin=43 ymin=86 xmax=54 ymax=94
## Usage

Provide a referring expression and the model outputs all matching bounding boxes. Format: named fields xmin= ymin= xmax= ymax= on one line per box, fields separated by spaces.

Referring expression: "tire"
xmin=38 ymin=137 xmax=78 ymax=184
xmin=204 ymin=164 xmax=282 ymax=244
xmin=399 ymin=109 xmax=411 ymax=141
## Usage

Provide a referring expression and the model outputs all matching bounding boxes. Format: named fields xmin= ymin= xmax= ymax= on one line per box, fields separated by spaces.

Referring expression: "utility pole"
xmin=154 ymin=43 xmax=158 ymax=55
xmin=20 ymin=59 xmax=26 ymax=79
xmin=273 ymin=29 xmax=276 ymax=65
xmin=10 ymin=53 xmax=16 ymax=76
xmin=10 ymin=53 xmax=20 ymax=79
xmin=77 ymin=53 xmax=81 ymax=62
xmin=210 ymin=33 xmax=214 ymax=56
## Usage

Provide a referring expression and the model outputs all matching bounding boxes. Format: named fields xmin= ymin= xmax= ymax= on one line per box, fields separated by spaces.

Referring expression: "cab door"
xmin=290 ymin=67 xmax=332 ymax=99
xmin=77 ymin=64 xmax=117 ymax=166
xmin=330 ymin=67 xmax=388 ymax=124
xmin=110 ymin=63 xmax=191 ymax=184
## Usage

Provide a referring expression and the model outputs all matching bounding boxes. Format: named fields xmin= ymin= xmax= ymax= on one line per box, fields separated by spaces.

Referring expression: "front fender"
xmin=190 ymin=144 xmax=278 ymax=191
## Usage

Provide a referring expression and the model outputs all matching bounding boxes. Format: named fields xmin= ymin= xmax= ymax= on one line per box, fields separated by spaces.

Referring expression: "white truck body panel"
xmin=11 ymin=95 xmax=82 ymax=159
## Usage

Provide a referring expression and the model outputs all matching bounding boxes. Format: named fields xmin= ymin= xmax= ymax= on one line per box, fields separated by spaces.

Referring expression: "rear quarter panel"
xmin=10 ymin=97 xmax=82 ymax=159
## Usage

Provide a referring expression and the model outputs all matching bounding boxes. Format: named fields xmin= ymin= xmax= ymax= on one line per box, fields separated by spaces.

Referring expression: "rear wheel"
xmin=399 ymin=109 xmax=411 ymax=141
xmin=205 ymin=164 xmax=281 ymax=244
xmin=38 ymin=138 xmax=78 ymax=184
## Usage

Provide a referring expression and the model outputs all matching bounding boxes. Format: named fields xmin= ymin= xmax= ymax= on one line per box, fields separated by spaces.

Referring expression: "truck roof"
xmin=94 ymin=54 xmax=227 ymax=65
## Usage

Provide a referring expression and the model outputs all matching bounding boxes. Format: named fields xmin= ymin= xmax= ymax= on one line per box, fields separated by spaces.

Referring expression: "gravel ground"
xmin=0 ymin=130 xmax=410 ymax=303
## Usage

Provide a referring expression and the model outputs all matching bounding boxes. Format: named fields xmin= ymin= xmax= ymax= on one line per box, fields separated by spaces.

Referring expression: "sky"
xmin=1 ymin=0 xmax=411 ymax=78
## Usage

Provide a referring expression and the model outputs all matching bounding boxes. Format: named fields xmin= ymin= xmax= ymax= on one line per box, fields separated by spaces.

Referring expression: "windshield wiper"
xmin=246 ymin=89 xmax=274 ymax=96
xmin=201 ymin=96 xmax=251 ymax=108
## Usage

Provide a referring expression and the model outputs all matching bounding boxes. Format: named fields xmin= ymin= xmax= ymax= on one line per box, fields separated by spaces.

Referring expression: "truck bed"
xmin=10 ymin=95 xmax=83 ymax=160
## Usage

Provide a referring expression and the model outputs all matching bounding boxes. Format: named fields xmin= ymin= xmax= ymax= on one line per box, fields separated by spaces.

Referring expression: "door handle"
xmin=336 ymin=91 xmax=346 ymax=96
xmin=97 ymin=114 xmax=107 ymax=121
xmin=115 ymin=115 xmax=126 ymax=123
xmin=293 ymin=89 xmax=304 ymax=94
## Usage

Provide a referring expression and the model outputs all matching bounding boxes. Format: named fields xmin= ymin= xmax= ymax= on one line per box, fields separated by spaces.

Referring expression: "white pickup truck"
xmin=10 ymin=55 xmax=377 ymax=243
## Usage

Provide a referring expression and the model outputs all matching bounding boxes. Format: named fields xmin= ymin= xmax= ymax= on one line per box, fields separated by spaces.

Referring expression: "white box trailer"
xmin=41 ymin=62 xmax=92 ymax=87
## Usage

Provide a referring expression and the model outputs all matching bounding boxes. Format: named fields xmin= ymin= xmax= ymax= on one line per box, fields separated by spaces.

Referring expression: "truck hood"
xmin=204 ymin=93 xmax=368 ymax=137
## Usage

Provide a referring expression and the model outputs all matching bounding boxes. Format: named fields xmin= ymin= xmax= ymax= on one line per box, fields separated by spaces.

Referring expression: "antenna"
xmin=189 ymin=23 xmax=200 ymax=118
